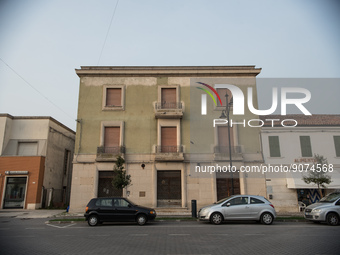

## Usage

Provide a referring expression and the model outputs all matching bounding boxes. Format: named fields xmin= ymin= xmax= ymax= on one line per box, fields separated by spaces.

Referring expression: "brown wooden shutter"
xmin=161 ymin=88 xmax=176 ymax=108
xmin=104 ymin=127 xmax=120 ymax=148
xmin=161 ymin=127 xmax=177 ymax=152
xmin=217 ymin=88 xmax=232 ymax=107
xmin=106 ymin=88 xmax=121 ymax=106
xmin=217 ymin=126 xmax=234 ymax=153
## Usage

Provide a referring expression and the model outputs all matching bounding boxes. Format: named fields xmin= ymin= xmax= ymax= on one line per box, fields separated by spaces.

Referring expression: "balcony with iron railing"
xmin=154 ymin=145 xmax=184 ymax=161
xmin=154 ymin=102 xmax=183 ymax=119
xmin=96 ymin=146 xmax=125 ymax=161
xmin=213 ymin=145 xmax=243 ymax=161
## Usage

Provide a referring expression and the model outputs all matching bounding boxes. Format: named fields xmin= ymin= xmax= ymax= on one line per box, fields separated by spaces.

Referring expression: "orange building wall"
xmin=0 ymin=157 xmax=45 ymax=209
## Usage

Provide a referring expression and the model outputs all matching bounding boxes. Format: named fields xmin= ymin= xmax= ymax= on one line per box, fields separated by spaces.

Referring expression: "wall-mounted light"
xmin=141 ymin=164 xmax=145 ymax=169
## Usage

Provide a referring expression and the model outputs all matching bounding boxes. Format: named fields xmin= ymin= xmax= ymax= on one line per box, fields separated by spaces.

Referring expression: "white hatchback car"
xmin=198 ymin=195 xmax=276 ymax=225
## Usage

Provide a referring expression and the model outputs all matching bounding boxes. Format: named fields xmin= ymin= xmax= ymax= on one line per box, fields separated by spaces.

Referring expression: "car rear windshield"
xmin=320 ymin=193 xmax=340 ymax=203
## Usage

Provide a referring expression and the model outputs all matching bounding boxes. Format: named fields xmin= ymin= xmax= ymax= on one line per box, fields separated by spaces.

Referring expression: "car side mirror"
xmin=128 ymin=204 xmax=132 ymax=208
xmin=225 ymin=203 xmax=231 ymax=207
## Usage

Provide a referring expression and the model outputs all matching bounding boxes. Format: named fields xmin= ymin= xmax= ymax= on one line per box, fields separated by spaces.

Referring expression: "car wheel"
xmin=136 ymin=214 xmax=147 ymax=226
xmin=260 ymin=212 xmax=273 ymax=225
xmin=88 ymin=215 xmax=99 ymax=226
xmin=326 ymin=213 xmax=339 ymax=226
xmin=210 ymin=212 xmax=223 ymax=225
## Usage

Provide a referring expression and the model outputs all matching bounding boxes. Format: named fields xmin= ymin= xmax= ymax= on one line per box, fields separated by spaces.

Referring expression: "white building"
xmin=260 ymin=114 xmax=340 ymax=212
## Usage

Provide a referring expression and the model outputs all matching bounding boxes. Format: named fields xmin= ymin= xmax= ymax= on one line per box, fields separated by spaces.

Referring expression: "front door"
xmin=157 ymin=171 xmax=181 ymax=207
xmin=97 ymin=171 xmax=123 ymax=198
xmin=216 ymin=172 xmax=240 ymax=201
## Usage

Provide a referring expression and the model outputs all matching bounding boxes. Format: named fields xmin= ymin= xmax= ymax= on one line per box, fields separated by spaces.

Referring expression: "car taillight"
xmin=270 ymin=204 xmax=275 ymax=208
xmin=85 ymin=206 xmax=89 ymax=212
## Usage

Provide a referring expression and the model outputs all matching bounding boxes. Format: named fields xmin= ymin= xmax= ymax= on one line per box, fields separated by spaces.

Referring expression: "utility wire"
xmin=0 ymin=57 xmax=75 ymax=121
xmin=97 ymin=0 xmax=120 ymax=65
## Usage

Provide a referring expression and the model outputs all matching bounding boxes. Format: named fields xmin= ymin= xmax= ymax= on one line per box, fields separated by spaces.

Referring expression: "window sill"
xmin=102 ymin=106 xmax=124 ymax=111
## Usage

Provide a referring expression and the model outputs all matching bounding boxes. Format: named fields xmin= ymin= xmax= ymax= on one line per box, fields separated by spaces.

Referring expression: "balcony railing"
xmin=214 ymin=146 xmax=242 ymax=154
xmin=155 ymin=145 xmax=184 ymax=161
xmin=213 ymin=146 xmax=243 ymax=161
xmin=96 ymin=146 xmax=125 ymax=161
xmin=156 ymin=145 xmax=183 ymax=153
xmin=155 ymin=102 xmax=183 ymax=110
xmin=154 ymin=102 xmax=183 ymax=119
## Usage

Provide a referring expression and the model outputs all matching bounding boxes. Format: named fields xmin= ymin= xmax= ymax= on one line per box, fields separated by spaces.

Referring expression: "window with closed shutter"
xmin=161 ymin=88 xmax=176 ymax=109
xmin=104 ymin=127 xmax=120 ymax=152
xmin=300 ymin=136 xmax=312 ymax=157
xmin=217 ymin=126 xmax=234 ymax=153
xmin=217 ymin=88 xmax=232 ymax=107
xmin=161 ymin=127 xmax=177 ymax=152
xmin=268 ymin=136 xmax=281 ymax=157
xmin=106 ymin=88 xmax=122 ymax=107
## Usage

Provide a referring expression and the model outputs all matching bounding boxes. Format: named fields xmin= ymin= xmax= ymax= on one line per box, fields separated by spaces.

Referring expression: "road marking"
xmin=1 ymin=235 xmax=36 ymax=238
xmin=169 ymin=234 xmax=190 ymax=236
xmin=46 ymin=223 xmax=77 ymax=229
xmin=244 ymin=234 xmax=265 ymax=236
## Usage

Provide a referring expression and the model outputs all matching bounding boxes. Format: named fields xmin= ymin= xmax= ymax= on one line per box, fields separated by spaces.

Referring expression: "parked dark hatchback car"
xmin=84 ymin=197 xmax=157 ymax=226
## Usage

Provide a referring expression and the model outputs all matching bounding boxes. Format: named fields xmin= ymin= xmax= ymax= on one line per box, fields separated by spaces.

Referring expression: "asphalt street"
xmin=0 ymin=218 xmax=339 ymax=255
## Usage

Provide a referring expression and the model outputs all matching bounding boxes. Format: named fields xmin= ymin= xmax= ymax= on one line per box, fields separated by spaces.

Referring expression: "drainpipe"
xmin=75 ymin=119 xmax=82 ymax=162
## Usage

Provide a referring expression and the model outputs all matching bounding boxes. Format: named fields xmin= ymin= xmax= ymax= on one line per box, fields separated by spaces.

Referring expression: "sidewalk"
xmin=0 ymin=209 xmax=66 ymax=219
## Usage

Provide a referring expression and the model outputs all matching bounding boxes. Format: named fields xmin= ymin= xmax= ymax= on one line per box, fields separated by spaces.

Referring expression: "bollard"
xmin=191 ymin=200 xmax=197 ymax=218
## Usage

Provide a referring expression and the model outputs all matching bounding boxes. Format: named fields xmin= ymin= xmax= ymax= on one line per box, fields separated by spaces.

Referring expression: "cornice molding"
xmin=75 ymin=66 xmax=262 ymax=77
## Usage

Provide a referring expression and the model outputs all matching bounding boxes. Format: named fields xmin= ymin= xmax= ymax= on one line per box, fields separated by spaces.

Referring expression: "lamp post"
xmin=219 ymin=92 xmax=234 ymax=195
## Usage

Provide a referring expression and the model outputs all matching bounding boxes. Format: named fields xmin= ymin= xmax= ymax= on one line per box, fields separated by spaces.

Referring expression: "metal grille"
xmin=97 ymin=171 xmax=122 ymax=197
xmin=216 ymin=173 xmax=240 ymax=201
xmin=155 ymin=145 xmax=183 ymax=153
xmin=214 ymin=146 xmax=242 ymax=154
xmin=157 ymin=171 xmax=181 ymax=207
xmin=155 ymin=102 xmax=182 ymax=110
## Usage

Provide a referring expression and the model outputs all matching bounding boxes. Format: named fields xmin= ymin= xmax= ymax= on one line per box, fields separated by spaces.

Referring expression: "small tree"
xmin=112 ymin=156 xmax=131 ymax=191
xmin=302 ymin=154 xmax=332 ymax=198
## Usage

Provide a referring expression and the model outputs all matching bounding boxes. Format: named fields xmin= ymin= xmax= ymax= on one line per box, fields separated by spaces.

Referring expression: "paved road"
xmin=0 ymin=218 xmax=339 ymax=255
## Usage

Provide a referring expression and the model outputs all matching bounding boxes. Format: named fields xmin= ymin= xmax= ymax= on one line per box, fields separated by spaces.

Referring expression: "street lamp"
xmin=219 ymin=92 xmax=234 ymax=195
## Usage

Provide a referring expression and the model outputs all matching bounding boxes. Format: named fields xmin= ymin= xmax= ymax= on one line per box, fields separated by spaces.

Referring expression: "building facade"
xmin=70 ymin=66 xmax=267 ymax=212
xmin=260 ymin=115 xmax=340 ymax=212
xmin=0 ymin=114 xmax=75 ymax=209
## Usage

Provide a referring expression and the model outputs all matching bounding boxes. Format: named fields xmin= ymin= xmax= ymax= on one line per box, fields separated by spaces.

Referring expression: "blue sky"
xmin=0 ymin=0 xmax=339 ymax=130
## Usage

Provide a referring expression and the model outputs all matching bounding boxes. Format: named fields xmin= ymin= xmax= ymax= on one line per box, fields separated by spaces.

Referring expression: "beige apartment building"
xmin=69 ymin=66 xmax=266 ymax=213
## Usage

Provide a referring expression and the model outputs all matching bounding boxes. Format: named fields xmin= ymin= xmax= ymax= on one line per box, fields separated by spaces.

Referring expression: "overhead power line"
xmin=97 ymin=0 xmax=120 ymax=65
xmin=0 ymin=57 xmax=75 ymax=121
